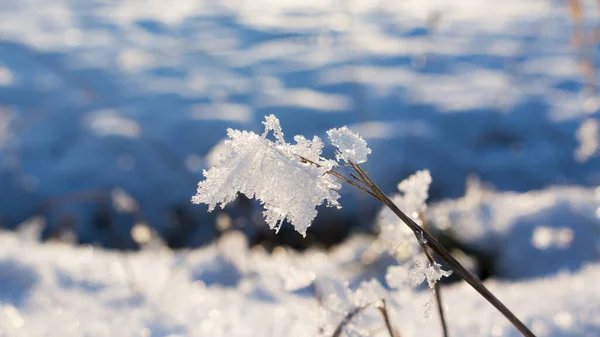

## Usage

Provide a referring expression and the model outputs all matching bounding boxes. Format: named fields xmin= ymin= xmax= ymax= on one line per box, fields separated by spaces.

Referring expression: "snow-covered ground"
xmin=1 ymin=203 xmax=599 ymax=337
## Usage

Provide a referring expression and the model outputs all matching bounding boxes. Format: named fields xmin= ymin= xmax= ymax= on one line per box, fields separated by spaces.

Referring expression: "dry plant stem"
xmin=340 ymin=163 xmax=536 ymax=337
xmin=331 ymin=302 xmax=398 ymax=337
xmin=420 ymin=214 xmax=450 ymax=337
xmin=378 ymin=300 xmax=401 ymax=337
xmin=332 ymin=306 xmax=367 ymax=337
xmin=433 ymin=283 xmax=449 ymax=337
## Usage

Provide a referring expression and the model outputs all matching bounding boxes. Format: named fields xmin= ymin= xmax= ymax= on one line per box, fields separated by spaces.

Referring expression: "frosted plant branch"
xmin=419 ymin=213 xmax=450 ymax=337
xmin=340 ymin=163 xmax=537 ymax=337
xmin=192 ymin=116 xmax=536 ymax=337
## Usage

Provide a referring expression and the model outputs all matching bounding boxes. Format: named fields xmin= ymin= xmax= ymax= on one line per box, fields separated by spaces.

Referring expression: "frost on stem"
xmin=377 ymin=170 xmax=432 ymax=253
xmin=191 ymin=115 xmax=342 ymax=237
xmin=388 ymin=260 xmax=452 ymax=318
xmin=327 ymin=126 xmax=371 ymax=164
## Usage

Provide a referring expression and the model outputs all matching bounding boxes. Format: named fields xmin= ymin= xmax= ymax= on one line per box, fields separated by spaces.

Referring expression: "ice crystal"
xmin=408 ymin=260 xmax=452 ymax=289
xmin=192 ymin=115 xmax=341 ymax=236
xmin=377 ymin=170 xmax=433 ymax=253
xmin=407 ymin=261 xmax=452 ymax=319
xmin=327 ymin=126 xmax=371 ymax=164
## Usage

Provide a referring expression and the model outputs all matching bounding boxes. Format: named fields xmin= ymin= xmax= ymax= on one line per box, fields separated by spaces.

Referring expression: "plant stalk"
xmin=335 ymin=163 xmax=536 ymax=337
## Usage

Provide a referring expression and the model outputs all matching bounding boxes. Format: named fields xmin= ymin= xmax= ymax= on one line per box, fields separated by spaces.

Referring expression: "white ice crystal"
xmin=377 ymin=170 xmax=433 ymax=253
xmin=406 ymin=261 xmax=452 ymax=319
xmin=327 ymin=126 xmax=371 ymax=164
xmin=192 ymin=115 xmax=341 ymax=236
xmin=408 ymin=261 xmax=452 ymax=289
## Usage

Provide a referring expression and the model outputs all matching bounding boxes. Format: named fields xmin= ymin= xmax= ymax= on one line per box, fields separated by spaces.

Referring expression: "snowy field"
xmin=1 ymin=185 xmax=599 ymax=337
xmin=1 ymin=0 xmax=600 ymax=336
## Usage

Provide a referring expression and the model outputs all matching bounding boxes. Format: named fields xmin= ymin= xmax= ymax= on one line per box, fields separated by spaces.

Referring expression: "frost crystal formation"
xmin=377 ymin=170 xmax=433 ymax=252
xmin=192 ymin=115 xmax=341 ymax=237
xmin=327 ymin=126 xmax=371 ymax=164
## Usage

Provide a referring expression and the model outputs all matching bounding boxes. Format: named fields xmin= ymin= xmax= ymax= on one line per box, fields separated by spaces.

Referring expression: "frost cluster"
xmin=192 ymin=115 xmax=370 ymax=236
xmin=386 ymin=260 xmax=452 ymax=318
xmin=327 ymin=126 xmax=372 ymax=164
xmin=377 ymin=170 xmax=432 ymax=253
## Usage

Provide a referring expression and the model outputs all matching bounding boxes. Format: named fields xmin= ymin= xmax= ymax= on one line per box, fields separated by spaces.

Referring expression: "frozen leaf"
xmin=327 ymin=126 xmax=371 ymax=164
xmin=192 ymin=115 xmax=341 ymax=236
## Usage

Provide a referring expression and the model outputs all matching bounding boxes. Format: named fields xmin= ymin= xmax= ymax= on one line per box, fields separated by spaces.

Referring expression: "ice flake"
xmin=327 ymin=126 xmax=371 ymax=164
xmin=409 ymin=261 xmax=452 ymax=289
xmin=192 ymin=115 xmax=341 ymax=237
xmin=407 ymin=261 xmax=452 ymax=319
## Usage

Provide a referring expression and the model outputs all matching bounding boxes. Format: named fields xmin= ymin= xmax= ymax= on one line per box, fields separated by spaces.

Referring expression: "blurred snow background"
xmin=0 ymin=0 xmax=599 ymax=336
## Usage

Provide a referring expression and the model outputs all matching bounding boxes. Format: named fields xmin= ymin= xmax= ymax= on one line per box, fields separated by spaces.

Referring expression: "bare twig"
xmin=420 ymin=213 xmax=450 ymax=337
xmin=378 ymin=300 xmax=401 ymax=337
xmin=317 ymin=162 xmax=537 ymax=337
xmin=332 ymin=306 xmax=368 ymax=337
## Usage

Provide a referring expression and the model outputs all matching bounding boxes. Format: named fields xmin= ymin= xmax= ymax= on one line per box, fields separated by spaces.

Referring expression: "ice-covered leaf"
xmin=327 ymin=126 xmax=371 ymax=164
xmin=192 ymin=115 xmax=341 ymax=236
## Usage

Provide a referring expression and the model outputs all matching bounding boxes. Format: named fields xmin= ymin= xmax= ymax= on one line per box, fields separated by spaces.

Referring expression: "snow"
xmin=0 ymin=212 xmax=599 ymax=336
xmin=428 ymin=182 xmax=600 ymax=279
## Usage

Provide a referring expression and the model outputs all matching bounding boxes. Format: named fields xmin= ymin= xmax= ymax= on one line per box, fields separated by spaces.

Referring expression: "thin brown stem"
xmin=420 ymin=213 xmax=450 ymax=337
xmin=299 ymin=156 xmax=381 ymax=200
xmin=336 ymin=163 xmax=537 ymax=337
xmin=433 ymin=283 xmax=449 ymax=337
xmin=378 ymin=300 xmax=401 ymax=337
xmin=332 ymin=306 xmax=367 ymax=337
